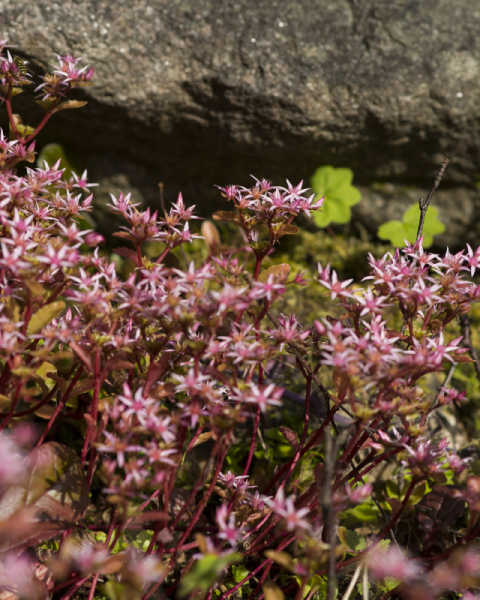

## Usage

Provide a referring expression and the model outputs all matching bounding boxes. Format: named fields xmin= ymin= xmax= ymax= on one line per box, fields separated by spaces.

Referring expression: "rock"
xmin=1 ymin=0 xmax=480 ymax=247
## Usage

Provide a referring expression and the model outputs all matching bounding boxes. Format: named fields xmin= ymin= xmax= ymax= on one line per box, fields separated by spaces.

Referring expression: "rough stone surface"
xmin=1 ymin=0 xmax=480 ymax=247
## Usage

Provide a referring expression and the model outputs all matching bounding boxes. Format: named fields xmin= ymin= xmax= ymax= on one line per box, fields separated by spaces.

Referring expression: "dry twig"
xmin=416 ymin=158 xmax=449 ymax=243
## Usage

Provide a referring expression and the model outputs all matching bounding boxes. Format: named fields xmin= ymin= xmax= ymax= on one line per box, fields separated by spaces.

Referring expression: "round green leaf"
xmin=311 ymin=166 xmax=362 ymax=228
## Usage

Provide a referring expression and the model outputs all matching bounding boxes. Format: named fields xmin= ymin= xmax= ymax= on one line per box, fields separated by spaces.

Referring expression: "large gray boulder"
xmin=1 ymin=0 xmax=480 ymax=247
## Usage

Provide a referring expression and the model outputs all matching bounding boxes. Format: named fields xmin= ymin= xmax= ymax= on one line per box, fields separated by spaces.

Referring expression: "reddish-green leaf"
xmin=0 ymin=442 xmax=87 ymax=555
xmin=27 ymin=301 xmax=65 ymax=335
xmin=279 ymin=426 xmax=299 ymax=451
xmin=113 ymin=246 xmax=139 ymax=266
xmin=258 ymin=264 xmax=291 ymax=283
xmin=52 ymin=100 xmax=88 ymax=113
xmin=212 ymin=211 xmax=242 ymax=224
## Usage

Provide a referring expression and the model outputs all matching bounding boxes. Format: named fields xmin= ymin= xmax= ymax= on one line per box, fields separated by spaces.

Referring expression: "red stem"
xmin=263 ymin=404 xmax=338 ymax=495
xmin=243 ymin=404 xmax=261 ymax=476
xmin=142 ymin=441 xmax=229 ymax=600
xmin=218 ymin=533 xmax=296 ymax=599
xmin=277 ymin=376 xmax=312 ymax=487
xmin=5 ymin=84 xmax=19 ymax=140
xmin=0 ymin=380 xmax=23 ymax=431
xmin=36 ymin=365 xmax=83 ymax=446
xmin=24 ymin=100 xmax=60 ymax=143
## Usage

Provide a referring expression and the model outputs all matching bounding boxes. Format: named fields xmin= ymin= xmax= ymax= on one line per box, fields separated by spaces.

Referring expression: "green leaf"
xmin=52 ymin=100 xmax=88 ymax=113
xmin=0 ymin=442 xmax=88 ymax=555
xmin=132 ymin=529 xmax=155 ymax=552
xmin=338 ymin=528 xmax=366 ymax=552
xmin=379 ymin=576 xmax=401 ymax=592
xmin=377 ymin=203 xmax=444 ymax=248
xmin=406 ymin=481 xmax=427 ymax=508
xmin=342 ymin=502 xmax=379 ymax=523
xmin=294 ymin=575 xmax=328 ymax=600
xmin=37 ymin=143 xmax=79 ymax=180
xmin=27 ymin=301 xmax=66 ymax=335
xmin=232 ymin=564 xmax=250 ymax=583
xmin=311 ymin=166 xmax=362 ymax=227
xmin=179 ymin=553 xmax=242 ymax=597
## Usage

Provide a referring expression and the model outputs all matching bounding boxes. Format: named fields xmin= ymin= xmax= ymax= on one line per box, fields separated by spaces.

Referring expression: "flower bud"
xmin=85 ymin=232 xmax=105 ymax=247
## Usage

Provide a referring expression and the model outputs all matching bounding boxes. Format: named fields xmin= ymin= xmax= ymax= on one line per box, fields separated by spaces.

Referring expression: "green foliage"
xmin=338 ymin=528 xmax=366 ymax=552
xmin=37 ymin=142 xmax=79 ymax=180
xmin=377 ymin=203 xmax=444 ymax=248
xmin=131 ymin=529 xmax=155 ymax=552
xmin=340 ymin=499 xmax=379 ymax=525
xmin=232 ymin=564 xmax=250 ymax=583
xmin=179 ymin=552 xmax=243 ymax=597
xmin=294 ymin=575 xmax=328 ymax=600
xmin=310 ymin=166 xmax=362 ymax=228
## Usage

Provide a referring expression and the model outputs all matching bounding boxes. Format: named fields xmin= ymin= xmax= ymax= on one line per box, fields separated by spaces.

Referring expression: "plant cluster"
xmin=1 ymin=43 xmax=480 ymax=600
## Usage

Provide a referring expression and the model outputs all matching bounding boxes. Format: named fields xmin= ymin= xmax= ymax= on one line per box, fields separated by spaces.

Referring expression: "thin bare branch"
xmin=416 ymin=158 xmax=449 ymax=243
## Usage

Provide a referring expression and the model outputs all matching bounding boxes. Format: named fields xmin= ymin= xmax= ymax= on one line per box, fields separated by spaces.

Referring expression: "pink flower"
xmin=367 ymin=546 xmax=423 ymax=582
xmin=233 ymin=383 xmax=284 ymax=412
xmin=96 ymin=431 xmax=143 ymax=468
xmin=216 ymin=504 xmax=246 ymax=547
xmin=264 ymin=489 xmax=310 ymax=531
xmin=0 ymin=435 xmax=23 ymax=485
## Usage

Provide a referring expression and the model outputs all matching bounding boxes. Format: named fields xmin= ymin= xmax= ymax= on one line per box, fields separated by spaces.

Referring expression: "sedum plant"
xmin=1 ymin=42 xmax=480 ymax=600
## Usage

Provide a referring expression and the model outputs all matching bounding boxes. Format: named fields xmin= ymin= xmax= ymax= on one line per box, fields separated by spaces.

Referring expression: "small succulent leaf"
xmin=4 ymin=297 xmax=20 ymax=322
xmin=201 ymin=221 xmax=221 ymax=251
xmin=405 ymin=481 xmax=427 ymax=508
xmin=112 ymin=231 xmax=136 ymax=242
xmin=113 ymin=247 xmax=139 ymax=266
xmin=69 ymin=341 xmax=93 ymax=372
xmin=192 ymin=432 xmax=214 ymax=447
xmin=277 ymin=224 xmax=299 ymax=237
xmin=52 ymin=100 xmax=88 ymax=113
xmin=70 ymin=378 xmax=94 ymax=397
xmin=10 ymin=87 xmax=25 ymax=97
xmin=258 ymin=264 xmax=291 ymax=283
xmin=264 ymin=550 xmax=295 ymax=572
xmin=35 ymin=362 xmax=57 ymax=394
xmin=332 ymin=367 xmax=349 ymax=399
xmin=343 ymin=502 xmax=379 ymax=522
xmin=35 ymin=98 xmax=56 ymax=111
xmin=263 ymin=581 xmax=285 ymax=600
xmin=279 ymin=426 xmax=299 ymax=451
xmin=212 ymin=211 xmax=242 ymax=224
xmin=97 ymin=552 xmax=126 ymax=575
xmin=27 ymin=301 xmax=65 ymax=335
